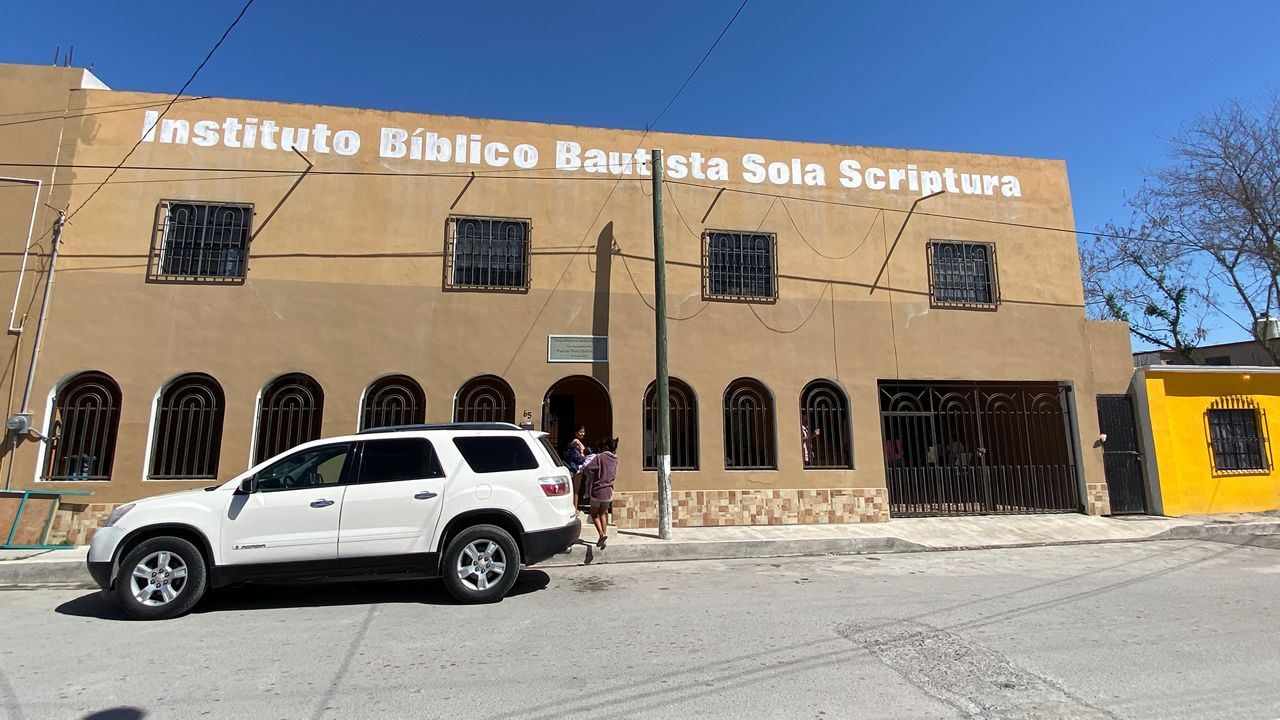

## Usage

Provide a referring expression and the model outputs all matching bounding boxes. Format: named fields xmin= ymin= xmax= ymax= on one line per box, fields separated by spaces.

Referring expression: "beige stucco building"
xmin=0 ymin=63 xmax=1134 ymax=544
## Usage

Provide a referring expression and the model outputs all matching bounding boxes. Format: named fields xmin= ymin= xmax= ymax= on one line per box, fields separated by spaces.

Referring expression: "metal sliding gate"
xmin=879 ymin=381 xmax=1082 ymax=518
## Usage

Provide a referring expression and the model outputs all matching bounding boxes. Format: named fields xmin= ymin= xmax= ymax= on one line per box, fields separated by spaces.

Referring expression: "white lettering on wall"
xmin=136 ymin=111 xmax=1028 ymax=199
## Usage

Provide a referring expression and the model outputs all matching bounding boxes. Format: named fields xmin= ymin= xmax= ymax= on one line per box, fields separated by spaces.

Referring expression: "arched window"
xmin=43 ymin=371 xmax=122 ymax=481
xmin=723 ymin=378 xmax=776 ymax=470
xmin=800 ymin=379 xmax=853 ymax=469
xmin=150 ymin=373 xmax=225 ymax=479
xmin=454 ymin=375 xmax=515 ymax=423
xmin=255 ymin=373 xmax=324 ymax=464
xmin=361 ymin=375 xmax=426 ymax=431
xmin=643 ymin=378 xmax=699 ymax=471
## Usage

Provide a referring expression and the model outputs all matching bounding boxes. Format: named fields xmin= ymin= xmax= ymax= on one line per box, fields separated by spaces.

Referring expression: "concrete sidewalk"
xmin=3 ymin=512 xmax=1278 ymax=585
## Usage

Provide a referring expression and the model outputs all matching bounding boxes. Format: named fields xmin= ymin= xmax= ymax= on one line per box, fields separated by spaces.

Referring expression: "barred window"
xmin=43 ymin=371 xmax=122 ymax=481
xmin=445 ymin=216 xmax=531 ymax=291
xmin=454 ymin=375 xmax=516 ymax=424
xmin=360 ymin=375 xmax=426 ymax=431
xmin=149 ymin=200 xmax=252 ymax=283
xmin=255 ymin=373 xmax=324 ymax=464
xmin=150 ymin=373 xmax=225 ymax=480
xmin=928 ymin=241 xmax=998 ymax=308
xmin=643 ymin=377 xmax=699 ymax=471
xmin=723 ymin=378 xmax=777 ymax=470
xmin=801 ymin=380 xmax=853 ymax=469
xmin=1207 ymin=397 xmax=1270 ymax=472
xmin=703 ymin=231 xmax=777 ymax=301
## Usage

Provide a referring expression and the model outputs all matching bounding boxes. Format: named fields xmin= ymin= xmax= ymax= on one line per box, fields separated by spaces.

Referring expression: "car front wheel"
xmin=441 ymin=524 xmax=521 ymax=604
xmin=113 ymin=536 xmax=208 ymax=620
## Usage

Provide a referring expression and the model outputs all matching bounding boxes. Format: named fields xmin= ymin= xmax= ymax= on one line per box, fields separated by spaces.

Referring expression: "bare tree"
xmin=1081 ymin=220 xmax=1207 ymax=361
xmin=1083 ymin=96 xmax=1280 ymax=362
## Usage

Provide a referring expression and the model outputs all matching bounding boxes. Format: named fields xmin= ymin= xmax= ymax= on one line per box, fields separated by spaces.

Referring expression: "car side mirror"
xmin=236 ymin=476 xmax=256 ymax=495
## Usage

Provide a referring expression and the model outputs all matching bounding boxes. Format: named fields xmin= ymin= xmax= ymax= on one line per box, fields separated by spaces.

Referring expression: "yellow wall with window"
xmin=1140 ymin=368 xmax=1280 ymax=516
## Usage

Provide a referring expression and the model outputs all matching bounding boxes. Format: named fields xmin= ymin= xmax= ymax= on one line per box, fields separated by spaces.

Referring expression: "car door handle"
xmin=310 ymin=499 xmax=335 ymax=508
xmin=414 ymin=491 xmax=438 ymax=500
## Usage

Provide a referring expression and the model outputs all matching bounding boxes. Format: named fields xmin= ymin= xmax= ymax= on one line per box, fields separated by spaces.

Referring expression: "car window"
xmin=452 ymin=436 xmax=540 ymax=473
xmin=537 ymin=436 xmax=566 ymax=468
xmin=256 ymin=444 xmax=351 ymax=492
xmin=358 ymin=438 xmax=444 ymax=483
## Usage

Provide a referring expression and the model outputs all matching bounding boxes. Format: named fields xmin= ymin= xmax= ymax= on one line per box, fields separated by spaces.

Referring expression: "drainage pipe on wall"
xmin=1 ymin=177 xmax=42 ymax=335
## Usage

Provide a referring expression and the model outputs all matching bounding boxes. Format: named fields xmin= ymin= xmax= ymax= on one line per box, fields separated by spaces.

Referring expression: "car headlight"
xmin=104 ymin=503 xmax=135 ymax=527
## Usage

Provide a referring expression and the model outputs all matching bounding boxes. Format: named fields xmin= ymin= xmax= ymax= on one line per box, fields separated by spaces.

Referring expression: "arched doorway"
xmin=542 ymin=376 xmax=613 ymax=458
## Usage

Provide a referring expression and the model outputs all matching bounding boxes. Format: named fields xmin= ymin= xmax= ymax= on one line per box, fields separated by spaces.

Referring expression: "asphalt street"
xmin=1 ymin=539 xmax=1278 ymax=720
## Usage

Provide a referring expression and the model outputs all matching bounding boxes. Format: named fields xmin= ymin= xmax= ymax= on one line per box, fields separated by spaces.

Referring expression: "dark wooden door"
xmin=1097 ymin=395 xmax=1148 ymax=514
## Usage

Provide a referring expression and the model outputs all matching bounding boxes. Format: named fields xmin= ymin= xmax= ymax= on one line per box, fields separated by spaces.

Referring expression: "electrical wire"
xmin=778 ymin=197 xmax=878 ymax=260
xmin=2 ymin=156 xmax=1142 ymax=243
xmin=0 ymin=96 xmax=211 ymax=129
xmin=646 ymin=0 xmax=750 ymax=132
xmin=748 ymin=282 xmax=831 ymax=334
xmin=666 ymin=178 xmax=1138 ymax=242
xmin=65 ymin=0 xmax=257 ymax=224
xmin=618 ymin=250 xmax=711 ymax=321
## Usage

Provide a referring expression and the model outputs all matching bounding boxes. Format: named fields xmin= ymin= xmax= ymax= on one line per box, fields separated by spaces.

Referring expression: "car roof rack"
xmin=357 ymin=422 xmax=524 ymax=435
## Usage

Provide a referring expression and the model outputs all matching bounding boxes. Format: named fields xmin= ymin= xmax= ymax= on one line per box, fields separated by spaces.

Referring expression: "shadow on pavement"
xmin=82 ymin=708 xmax=146 ymax=719
xmin=54 ymin=569 xmax=550 ymax=621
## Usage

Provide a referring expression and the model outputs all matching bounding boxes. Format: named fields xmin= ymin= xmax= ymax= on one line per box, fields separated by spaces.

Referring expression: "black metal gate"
xmin=879 ymin=381 xmax=1082 ymax=517
xmin=1097 ymin=394 xmax=1148 ymax=514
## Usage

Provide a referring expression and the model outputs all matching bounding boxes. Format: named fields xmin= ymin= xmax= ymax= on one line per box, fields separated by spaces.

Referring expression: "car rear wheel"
xmin=113 ymin=536 xmax=207 ymax=620
xmin=441 ymin=524 xmax=521 ymax=604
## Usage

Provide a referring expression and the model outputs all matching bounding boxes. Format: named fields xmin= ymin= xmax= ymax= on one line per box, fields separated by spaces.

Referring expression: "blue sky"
xmin=3 ymin=1 xmax=1278 ymax=347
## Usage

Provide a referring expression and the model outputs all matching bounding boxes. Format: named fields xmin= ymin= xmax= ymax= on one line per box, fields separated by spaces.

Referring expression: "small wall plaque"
xmin=548 ymin=335 xmax=608 ymax=363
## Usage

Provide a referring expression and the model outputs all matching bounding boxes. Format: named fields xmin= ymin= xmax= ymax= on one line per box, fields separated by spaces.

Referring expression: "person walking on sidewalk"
xmin=583 ymin=437 xmax=619 ymax=549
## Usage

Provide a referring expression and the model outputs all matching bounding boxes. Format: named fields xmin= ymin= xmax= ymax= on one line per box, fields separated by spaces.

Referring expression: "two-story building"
xmin=0 ymin=63 xmax=1134 ymax=543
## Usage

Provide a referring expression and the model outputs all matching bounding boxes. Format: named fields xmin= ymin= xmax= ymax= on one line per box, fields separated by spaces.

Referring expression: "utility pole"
xmin=5 ymin=210 xmax=64 ymax=492
xmin=20 ymin=210 xmax=65 ymax=417
xmin=650 ymin=149 xmax=672 ymax=539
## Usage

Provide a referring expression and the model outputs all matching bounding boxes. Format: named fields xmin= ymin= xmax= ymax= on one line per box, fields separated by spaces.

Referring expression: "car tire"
xmin=113 ymin=536 xmax=208 ymax=620
xmin=441 ymin=524 xmax=521 ymax=604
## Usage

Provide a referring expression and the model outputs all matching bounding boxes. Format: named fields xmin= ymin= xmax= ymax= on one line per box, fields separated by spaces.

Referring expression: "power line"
xmin=0 ymin=155 xmax=1147 ymax=243
xmin=646 ymin=0 xmax=750 ymax=132
xmin=0 ymin=96 xmax=211 ymax=129
xmin=65 ymin=0 xmax=257 ymax=223
xmin=665 ymin=178 xmax=1145 ymax=243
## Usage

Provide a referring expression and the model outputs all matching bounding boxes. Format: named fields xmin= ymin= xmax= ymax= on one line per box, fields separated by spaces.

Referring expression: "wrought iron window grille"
xmin=148 ymin=200 xmax=253 ymax=284
xmin=723 ymin=378 xmax=777 ymax=470
xmin=702 ymin=230 xmax=778 ymax=303
xmin=1206 ymin=396 xmax=1271 ymax=473
xmin=642 ymin=378 xmax=700 ymax=471
xmin=43 ymin=371 xmax=122 ymax=481
xmin=149 ymin=373 xmax=225 ymax=480
xmin=255 ymin=374 xmax=325 ymax=465
xmin=454 ymin=375 xmax=516 ymax=424
xmin=800 ymin=380 xmax=854 ymax=470
xmin=444 ymin=216 xmax=532 ymax=293
xmin=927 ymin=241 xmax=999 ymax=310
xmin=360 ymin=375 xmax=426 ymax=431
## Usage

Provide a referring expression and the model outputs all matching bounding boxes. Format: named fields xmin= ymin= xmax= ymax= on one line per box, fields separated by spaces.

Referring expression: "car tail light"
xmin=538 ymin=475 xmax=570 ymax=497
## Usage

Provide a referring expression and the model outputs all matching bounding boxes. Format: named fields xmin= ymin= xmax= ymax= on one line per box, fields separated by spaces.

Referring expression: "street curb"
xmin=0 ymin=558 xmax=93 ymax=585
xmin=539 ymin=536 xmax=930 ymax=568
xmin=2 ymin=520 xmax=1278 ymax=585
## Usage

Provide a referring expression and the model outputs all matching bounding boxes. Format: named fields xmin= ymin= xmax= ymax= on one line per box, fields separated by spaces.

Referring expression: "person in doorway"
xmin=801 ymin=413 xmax=821 ymax=467
xmin=583 ymin=437 xmax=619 ymax=549
xmin=565 ymin=425 xmax=588 ymax=473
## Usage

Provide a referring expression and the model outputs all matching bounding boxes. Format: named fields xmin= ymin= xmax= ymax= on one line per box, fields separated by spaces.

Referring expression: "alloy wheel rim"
xmin=129 ymin=550 xmax=188 ymax=606
xmin=456 ymin=540 xmax=506 ymax=591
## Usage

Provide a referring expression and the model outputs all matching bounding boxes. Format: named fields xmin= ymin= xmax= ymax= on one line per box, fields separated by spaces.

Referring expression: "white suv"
xmin=87 ymin=423 xmax=579 ymax=619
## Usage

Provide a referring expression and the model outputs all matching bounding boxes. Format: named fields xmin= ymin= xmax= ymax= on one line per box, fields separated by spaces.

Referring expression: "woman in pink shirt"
xmin=582 ymin=437 xmax=619 ymax=549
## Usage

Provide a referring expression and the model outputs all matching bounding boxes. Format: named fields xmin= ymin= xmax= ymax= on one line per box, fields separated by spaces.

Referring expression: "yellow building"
xmin=0 ymin=63 xmax=1137 ymax=543
xmin=1135 ymin=366 xmax=1280 ymax=516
